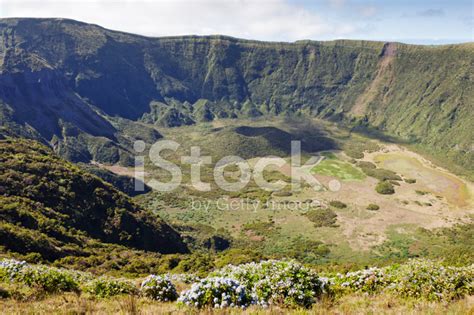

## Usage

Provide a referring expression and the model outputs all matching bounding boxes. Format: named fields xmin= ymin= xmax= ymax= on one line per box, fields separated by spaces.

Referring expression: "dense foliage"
xmin=83 ymin=277 xmax=137 ymax=298
xmin=140 ymin=275 xmax=178 ymax=301
xmin=212 ymin=260 xmax=326 ymax=307
xmin=1 ymin=258 xmax=472 ymax=309
xmin=0 ymin=139 xmax=187 ymax=261
xmin=178 ymin=277 xmax=251 ymax=308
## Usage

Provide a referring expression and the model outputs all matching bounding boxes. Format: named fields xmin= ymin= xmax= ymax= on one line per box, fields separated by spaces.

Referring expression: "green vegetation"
xmin=366 ymin=204 xmax=380 ymax=210
xmin=359 ymin=165 xmax=402 ymax=181
xmin=1 ymin=258 xmax=472 ymax=311
xmin=329 ymin=200 xmax=347 ymax=209
xmin=305 ymin=209 xmax=338 ymax=227
xmin=0 ymin=139 xmax=187 ymax=263
xmin=83 ymin=277 xmax=137 ymax=298
xmin=375 ymin=181 xmax=395 ymax=195
xmin=415 ymin=190 xmax=428 ymax=195
xmin=311 ymin=157 xmax=365 ymax=181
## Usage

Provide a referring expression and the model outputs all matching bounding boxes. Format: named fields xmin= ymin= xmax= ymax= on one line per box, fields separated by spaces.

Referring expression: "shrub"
xmin=366 ymin=204 xmax=380 ymax=211
xmin=0 ymin=287 xmax=10 ymax=298
xmin=415 ymin=190 xmax=428 ymax=195
xmin=84 ymin=277 xmax=137 ymax=298
xmin=331 ymin=267 xmax=388 ymax=295
xmin=19 ymin=265 xmax=80 ymax=293
xmin=405 ymin=178 xmax=416 ymax=184
xmin=375 ymin=181 xmax=395 ymax=195
xmin=0 ymin=259 xmax=27 ymax=281
xmin=357 ymin=161 xmax=376 ymax=169
xmin=329 ymin=200 xmax=347 ymax=209
xmin=388 ymin=260 xmax=474 ymax=301
xmin=213 ymin=260 xmax=326 ymax=308
xmin=140 ymin=275 xmax=178 ymax=301
xmin=361 ymin=167 xmax=402 ymax=181
xmin=306 ymin=208 xmax=338 ymax=227
xmin=178 ymin=277 xmax=251 ymax=308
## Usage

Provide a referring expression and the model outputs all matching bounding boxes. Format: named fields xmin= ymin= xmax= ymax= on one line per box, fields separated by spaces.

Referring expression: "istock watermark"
xmin=190 ymin=197 xmax=326 ymax=213
xmin=133 ymin=140 xmax=341 ymax=193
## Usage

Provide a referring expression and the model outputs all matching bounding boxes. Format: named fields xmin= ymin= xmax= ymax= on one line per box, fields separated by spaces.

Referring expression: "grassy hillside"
xmin=0 ymin=18 xmax=471 ymax=174
xmin=0 ymin=139 xmax=188 ymax=262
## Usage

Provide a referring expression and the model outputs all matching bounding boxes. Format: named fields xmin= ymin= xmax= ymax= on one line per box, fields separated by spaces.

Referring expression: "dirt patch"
xmin=351 ymin=42 xmax=397 ymax=116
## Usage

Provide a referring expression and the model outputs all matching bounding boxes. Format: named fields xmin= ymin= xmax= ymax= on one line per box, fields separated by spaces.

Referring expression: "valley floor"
xmin=1 ymin=293 xmax=472 ymax=314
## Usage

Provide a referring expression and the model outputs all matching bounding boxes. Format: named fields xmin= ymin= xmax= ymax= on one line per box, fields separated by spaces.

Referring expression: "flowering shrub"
xmin=0 ymin=259 xmax=27 ymax=281
xmin=140 ymin=275 xmax=178 ymax=301
xmin=0 ymin=259 xmax=85 ymax=293
xmin=331 ymin=267 xmax=388 ymax=295
xmin=388 ymin=259 xmax=474 ymax=301
xmin=83 ymin=277 xmax=137 ymax=298
xmin=329 ymin=259 xmax=474 ymax=301
xmin=213 ymin=260 xmax=325 ymax=307
xmin=178 ymin=277 xmax=251 ymax=308
xmin=18 ymin=265 xmax=80 ymax=293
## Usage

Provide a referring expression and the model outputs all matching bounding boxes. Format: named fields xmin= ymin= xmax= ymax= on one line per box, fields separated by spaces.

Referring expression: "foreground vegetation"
xmin=0 ymin=258 xmax=472 ymax=313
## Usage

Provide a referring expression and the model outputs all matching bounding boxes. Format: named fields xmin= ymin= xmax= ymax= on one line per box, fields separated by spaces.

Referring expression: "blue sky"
xmin=1 ymin=0 xmax=472 ymax=44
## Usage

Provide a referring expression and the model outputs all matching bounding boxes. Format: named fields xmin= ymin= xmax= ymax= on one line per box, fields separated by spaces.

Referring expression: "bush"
xmin=140 ymin=275 xmax=178 ymax=301
xmin=331 ymin=267 xmax=388 ymax=295
xmin=0 ymin=287 xmax=10 ymax=298
xmin=357 ymin=161 xmax=376 ymax=169
xmin=375 ymin=181 xmax=395 ymax=195
xmin=329 ymin=200 xmax=347 ymax=209
xmin=415 ymin=190 xmax=428 ymax=195
xmin=405 ymin=178 xmax=416 ymax=184
xmin=389 ymin=260 xmax=473 ymax=301
xmin=19 ymin=265 xmax=80 ymax=293
xmin=361 ymin=167 xmax=402 ymax=181
xmin=0 ymin=259 xmax=27 ymax=281
xmin=213 ymin=260 xmax=326 ymax=308
xmin=0 ymin=259 xmax=85 ymax=293
xmin=306 ymin=208 xmax=338 ymax=227
xmin=178 ymin=277 xmax=251 ymax=308
xmin=366 ymin=204 xmax=380 ymax=210
xmin=329 ymin=259 xmax=473 ymax=301
xmin=84 ymin=277 xmax=137 ymax=298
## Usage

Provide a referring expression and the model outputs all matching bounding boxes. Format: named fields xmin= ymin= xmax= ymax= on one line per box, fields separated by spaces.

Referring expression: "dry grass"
xmin=0 ymin=293 xmax=472 ymax=315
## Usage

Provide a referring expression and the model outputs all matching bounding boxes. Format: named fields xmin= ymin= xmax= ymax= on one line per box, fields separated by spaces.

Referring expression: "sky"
xmin=0 ymin=0 xmax=472 ymax=44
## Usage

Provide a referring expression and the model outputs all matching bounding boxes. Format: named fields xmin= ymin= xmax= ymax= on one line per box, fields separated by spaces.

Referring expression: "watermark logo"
xmin=133 ymin=140 xmax=341 ymax=193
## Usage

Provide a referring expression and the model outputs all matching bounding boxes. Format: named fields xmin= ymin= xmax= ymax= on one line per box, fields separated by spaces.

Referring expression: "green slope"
xmin=0 ymin=139 xmax=188 ymax=261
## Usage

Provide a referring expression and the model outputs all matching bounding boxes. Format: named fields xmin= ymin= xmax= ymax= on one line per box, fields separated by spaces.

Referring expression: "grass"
xmin=311 ymin=156 xmax=366 ymax=181
xmin=0 ymin=292 xmax=472 ymax=314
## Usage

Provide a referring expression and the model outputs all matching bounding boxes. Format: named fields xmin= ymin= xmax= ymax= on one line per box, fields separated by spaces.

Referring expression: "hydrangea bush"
xmin=0 ymin=259 xmax=27 ymax=281
xmin=140 ymin=275 xmax=178 ymax=301
xmin=83 ymin=277 xmax=138 ymax=298
xmin=178 ymin=277 xmax=251 ymax=308
xmin=1 ymin=258 xmax=472 ymax=305
xmin=213 ymin=260 xmax=325 ymax=307
xmin=19 ymin=265 xmax=80 ymax=293
xmin=388 ymin=259 xmax=473 ymax=301
xmin=331 ymin=267 xmax=388 ymax=295
xmin=329 ymin=259 xmax=473 ymax=301
xmin=0 ymin=259 xmax=80 ymax=293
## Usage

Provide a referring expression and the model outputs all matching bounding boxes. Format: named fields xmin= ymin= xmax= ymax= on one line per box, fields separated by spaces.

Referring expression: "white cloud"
xmin=0 ymin=0 xmax=359 ymax=41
